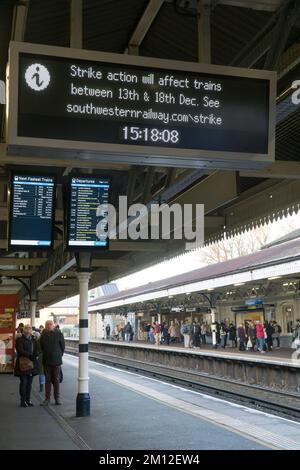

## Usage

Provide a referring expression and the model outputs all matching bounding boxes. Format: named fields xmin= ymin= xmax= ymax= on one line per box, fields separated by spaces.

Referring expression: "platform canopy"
xmin=88 ymin=233 xmax=300 ymax=314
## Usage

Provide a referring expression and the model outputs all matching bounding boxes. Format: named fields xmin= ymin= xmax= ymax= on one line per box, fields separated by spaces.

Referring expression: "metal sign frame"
xmin=8 ymin=170 xmax=57 ymax=251
xmin=65 ymin=174 xmax=111 ymax=252
xmin=6 ymin=41 xmax=277 ymax=170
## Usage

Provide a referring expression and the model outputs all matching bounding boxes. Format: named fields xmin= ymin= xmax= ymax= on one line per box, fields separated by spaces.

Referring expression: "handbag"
xmin=291 ymin=338 xmax=300 ymax=349
xmin=264 ymin=329 xmax=267 ymax=339
xmin=19 ymin=356 xmax=33 ymax=372
xmin=247 ymin=338 xmax=252 ymax=349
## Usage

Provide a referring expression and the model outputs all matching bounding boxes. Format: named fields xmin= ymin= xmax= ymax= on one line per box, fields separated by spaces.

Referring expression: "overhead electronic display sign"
xmin=7 ymin=42 xmax=276 ymax=169
xmin=67 ymin=176 xmax=110 ymax=250
xmin=9 ymin=174 xmax=56 ymax=249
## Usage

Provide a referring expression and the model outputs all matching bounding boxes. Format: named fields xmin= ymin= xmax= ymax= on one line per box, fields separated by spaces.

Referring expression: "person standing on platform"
xmin=161 ymin=322 xmax=170 ymax=345
xmin=247 ymin=321 xmax=256 ymax=351
xmin=265 ymin=321 xmax=274 ymax=351
xmin=16 ymin=323 xmax=24 ymax=339
xmin=174 ymin=320 xmax=181 ymax=344
xmin=200 ymin=322 xmax=207 ymax=345
xmin=216 ymin=321 xmax=221 ymax=346
xmin=237 ymin=323 xmax=247 ymax=351
xmin=191 ymin=321 xmax=201 ymax=348
xmin=181 ymin=321 xmax=191 ymax=348
xmin=228 ymin=323 xmax=237 ymax=348
xmin=32 ymin=330 xmax=46 ymax=393
xmin=292 ymin=319 xmax=300 ymax=350
xmin=153 ymin=321 xmax=161 ymax=346
xmin=272 ymin=321 xmax=281 ymax=349
xmin=40 ymin=320 xmax=65 ymax=406
xmin=14 ymin=324 xmax=39 ymax=407
xmin=256 ymin=321 xmax=266 ymax=353
xmin=168 ymin=321 xmax=176 ymax=344
xmin=124 ymin=321 xmax=133 ymax=342
xmin=220 ymin=322 xmax=228 ymax=348
xmin=105 ymin=324 xmax=111 ymax=340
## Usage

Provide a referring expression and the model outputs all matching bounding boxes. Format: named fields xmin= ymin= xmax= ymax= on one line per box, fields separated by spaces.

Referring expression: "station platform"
xmin=64 ymin=339 xmax=300 ymax=396
xmin=84 ymin=339 xmax=299 ymax=367
xmin=1 ymin=354 xmax=300 ymax=450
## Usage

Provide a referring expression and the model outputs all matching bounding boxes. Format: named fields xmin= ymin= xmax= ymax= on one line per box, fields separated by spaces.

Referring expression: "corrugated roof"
xmin=276 ymin=109 xmax=300 ymax=161
xmin=140 ymin=3 xmax=271 ymax=64
xmin=89 ymin=236 xmax=300 ymax=308
xmin=83 ymin=0 xmax=149 ymax=52
xmin=25 ymin=0 xmax=70 ymax=47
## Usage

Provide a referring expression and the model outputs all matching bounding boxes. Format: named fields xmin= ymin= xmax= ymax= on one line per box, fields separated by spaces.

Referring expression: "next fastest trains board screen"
xmin=17 ymin=52 xmax=271 ymax=155
xmin=67 ymin=177 xmax=110 ymax=249
xmin=9 ymin=174 xmax=56 ymax=249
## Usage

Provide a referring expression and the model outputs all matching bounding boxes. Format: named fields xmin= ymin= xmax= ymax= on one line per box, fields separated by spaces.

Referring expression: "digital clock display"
xmin=122 ymin=127 xmax=179 ymax=144
xmin=10 ymin=44 xmax=275 ymax=167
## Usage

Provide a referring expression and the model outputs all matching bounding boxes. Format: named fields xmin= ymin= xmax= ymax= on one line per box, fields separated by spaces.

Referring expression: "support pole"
xmin=70 ymin=0 xmax=83 ymax=49
xmin=30 ymin=300 xmax=37 ymax=329
xmin=76 ymin=252 xmax=92 ymax=417
xmin=197 ymin=0 xmax=211 ymax=63
xmin=211 ymin=307 xmax=217 ymax=349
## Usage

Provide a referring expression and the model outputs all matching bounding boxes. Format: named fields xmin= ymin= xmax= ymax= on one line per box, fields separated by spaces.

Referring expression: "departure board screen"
xmin=67 ymin=177 xmax=110 ymax=249
xmin=9 ymin=174 xmax=56 ymax=248
xmin=17 ymin=52 xmax=271 ymax=155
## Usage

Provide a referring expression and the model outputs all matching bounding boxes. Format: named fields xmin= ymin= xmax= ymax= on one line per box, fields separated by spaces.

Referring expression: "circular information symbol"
xmin=25 ymin=63 xmax=50 ymax=91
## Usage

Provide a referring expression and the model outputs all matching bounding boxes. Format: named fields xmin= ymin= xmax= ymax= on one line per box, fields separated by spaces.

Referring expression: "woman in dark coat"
xmin=265 ymin=321 xmax=274 ymax=351
xmin=14 ymin=324 xmax=39 ymax=407
xmin=237 ymin=324 xmax=247 ymax=351
xmin=161 ymin=322 xmax=170 ymax=345
xmin=228 ymin=323 xmax=237 ymax=348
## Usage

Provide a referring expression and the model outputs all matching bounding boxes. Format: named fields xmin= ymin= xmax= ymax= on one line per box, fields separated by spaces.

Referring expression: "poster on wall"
xmin=0 ymin=296 xmax=19 ymax=373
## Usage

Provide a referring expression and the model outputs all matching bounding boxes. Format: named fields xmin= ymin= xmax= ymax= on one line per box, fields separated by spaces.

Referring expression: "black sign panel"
xmin=17 ymin=52 xmax=270 ymax=155
xmin=67 ymin=176 xmax=110 ymax=250
xmin=9 ymin=174 xmax=56 ymax=249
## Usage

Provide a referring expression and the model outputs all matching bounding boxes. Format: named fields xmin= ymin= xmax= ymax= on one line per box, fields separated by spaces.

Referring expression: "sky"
xmin=51 ymin=211 xmax=299 ymax=308
xmin=114 ymin=212 xmax=300 ymax=290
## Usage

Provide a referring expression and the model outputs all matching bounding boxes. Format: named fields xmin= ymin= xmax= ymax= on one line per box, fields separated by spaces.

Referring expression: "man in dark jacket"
xmin=40 ymin=320 xmax=65 ymax=406
xmin=191 ymin=321 xmax=201 ymax=348
xmin=14 ymin=324 xmax=39 ymax=407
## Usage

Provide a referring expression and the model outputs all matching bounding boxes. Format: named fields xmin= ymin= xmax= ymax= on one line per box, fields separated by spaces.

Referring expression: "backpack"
xmin=181 ymin=324 xmax=189 ymax=335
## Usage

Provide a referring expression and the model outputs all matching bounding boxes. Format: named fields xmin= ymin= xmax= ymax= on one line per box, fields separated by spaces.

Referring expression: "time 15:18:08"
xmin=122 ymin=126 xmax=179 ymax=144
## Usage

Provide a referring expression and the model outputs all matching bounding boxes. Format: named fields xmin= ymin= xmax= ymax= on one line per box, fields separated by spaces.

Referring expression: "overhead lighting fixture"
xmin=234 ymin=282 xmax=245 ymax=286
xmin=268 ymin=276 xmax=282 ymax=280
xmin=207 ymin=288 xmax=214 ymax=291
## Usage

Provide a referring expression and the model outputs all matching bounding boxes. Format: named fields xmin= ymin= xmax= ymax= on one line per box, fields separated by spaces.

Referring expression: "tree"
xmin=200 ymin=219 xmax=294 ymax=265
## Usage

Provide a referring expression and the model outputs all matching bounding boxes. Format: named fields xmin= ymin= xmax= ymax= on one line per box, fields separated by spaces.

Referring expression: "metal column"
xmin=30 ymin=299 xmax=37 ymax=328
xmin=211 ymin=307 xmax=217 ymax=349
xmin=76 ymin=270 xmax=91 ymax=416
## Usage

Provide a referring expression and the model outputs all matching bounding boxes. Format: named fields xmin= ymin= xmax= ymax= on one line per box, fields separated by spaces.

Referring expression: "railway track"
xmin=65 ymin=346 xmax=300 ymax=421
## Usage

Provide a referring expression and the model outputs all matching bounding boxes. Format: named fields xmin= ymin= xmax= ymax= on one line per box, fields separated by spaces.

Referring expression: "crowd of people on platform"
xmin=104 ymin=317 xmax=300 ymax=353
xmin=14 ymin=320 xmax=65 ymax=408
xmin=105 ymin=322 xmax=135 ymax=342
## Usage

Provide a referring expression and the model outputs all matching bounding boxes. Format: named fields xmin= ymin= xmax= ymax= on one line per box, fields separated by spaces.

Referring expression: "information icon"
xmin=25 ymin=63 xmax=50 ymax=91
